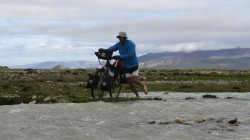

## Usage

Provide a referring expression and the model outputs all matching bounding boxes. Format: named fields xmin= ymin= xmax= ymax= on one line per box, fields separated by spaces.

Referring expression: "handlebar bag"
xmin=95 ymin=49 xmax=113 ymax=60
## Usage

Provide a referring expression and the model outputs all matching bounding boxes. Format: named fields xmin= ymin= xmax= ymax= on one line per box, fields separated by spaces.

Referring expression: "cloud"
xmin=0 ymin=0 xmax=250 ymax=66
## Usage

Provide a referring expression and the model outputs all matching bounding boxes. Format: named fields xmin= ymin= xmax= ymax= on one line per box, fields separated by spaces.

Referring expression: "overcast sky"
xmin=1 ymin=0 xmax=250 ymax=66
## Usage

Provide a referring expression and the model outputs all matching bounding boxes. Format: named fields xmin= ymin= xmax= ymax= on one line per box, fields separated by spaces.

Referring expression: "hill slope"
xmin=139 ymin=48 xmax=250 ymax=69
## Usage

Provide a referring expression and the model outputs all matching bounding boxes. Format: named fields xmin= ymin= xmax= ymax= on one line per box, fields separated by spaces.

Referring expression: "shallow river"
xmin=1 ymin=92 xmax=250 ymax=140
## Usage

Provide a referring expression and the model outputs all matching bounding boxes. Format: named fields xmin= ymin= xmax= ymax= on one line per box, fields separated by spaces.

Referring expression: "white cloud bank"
xmin=0 ymin=0 xmax=250 ymax=66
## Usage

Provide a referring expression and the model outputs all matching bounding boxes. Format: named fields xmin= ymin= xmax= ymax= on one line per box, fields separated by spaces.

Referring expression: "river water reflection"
xmin=0 ymin=92 xmax=250 ymax=140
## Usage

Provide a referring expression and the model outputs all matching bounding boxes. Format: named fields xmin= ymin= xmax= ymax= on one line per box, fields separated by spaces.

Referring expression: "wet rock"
xmin=225 ymin=96 xmax=237 ymax=99
xmin=153 ymin=97 xmax=162 ymax=100
xmin=185 ymin=97 xmax=196 ymax=100
xmin=152 ymin=116 xmax=240 ymax=128
xmin=147 ymin=121 xmax=156 ymax=124
xmin=182 ymin=122 xmax=194 ymax=125
xmin=203 ymin=94 xmax=217 ymax=98
xmin=158 ymin=118 xmax=192 ymax=125
xmin=228 ymin=118 xmax=237 ymax=124
xmin=159 ymin=121 xmax=172 ymax=125
xmin=174 ymin=118 xmax=184 ymax=124
xmin=195 ymin=119 xmax=206 ymax=123
xmin=163 ymin=92 xmax=168 ymax=94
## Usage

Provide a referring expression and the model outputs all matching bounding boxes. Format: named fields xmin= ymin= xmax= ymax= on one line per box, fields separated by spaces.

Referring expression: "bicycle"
xmin=86 ymin=49 xmax=127 ymax=99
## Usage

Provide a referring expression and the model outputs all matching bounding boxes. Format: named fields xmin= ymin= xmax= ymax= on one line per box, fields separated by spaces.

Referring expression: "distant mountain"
xmin=138 ymin=48 xmax=250 ymax=69
xmin=10 ymin=48 xmax=250 ymax=69
xmin=0 ymin=66 xmax=9 ymax=69
xmin=52 ymin=64 xmax=70 ymax=69
xmin=11 ymin=61 xmax=99 ymax=69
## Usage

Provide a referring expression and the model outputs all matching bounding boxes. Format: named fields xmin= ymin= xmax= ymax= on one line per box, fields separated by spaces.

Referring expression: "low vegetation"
xmin=1 ymin=68 xmax=250 ymax=105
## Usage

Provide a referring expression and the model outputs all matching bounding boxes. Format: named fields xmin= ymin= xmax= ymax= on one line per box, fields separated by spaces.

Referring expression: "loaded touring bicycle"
xmin=87 ymin=49 xmax=127 ymax=99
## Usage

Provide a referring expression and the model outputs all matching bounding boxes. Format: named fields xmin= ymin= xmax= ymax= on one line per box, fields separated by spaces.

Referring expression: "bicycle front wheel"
xmin=90 ymin=68 xmax=105 ymax=99
xmin=110 ymin=71 xmax=122 ymax=98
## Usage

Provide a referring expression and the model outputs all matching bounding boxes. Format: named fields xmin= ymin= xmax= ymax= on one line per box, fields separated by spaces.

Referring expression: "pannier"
xmin=100 ymin=76 xmax=114 ymax=91
xmin=95 ymin=49 xmax=113 ymax=60
xmin=86 ymin=74 xmax=100 ymax=88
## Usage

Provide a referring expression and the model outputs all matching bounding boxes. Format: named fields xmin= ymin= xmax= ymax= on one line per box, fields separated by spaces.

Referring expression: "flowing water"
xmin=1 ymin=92 xmax=250 ymax=140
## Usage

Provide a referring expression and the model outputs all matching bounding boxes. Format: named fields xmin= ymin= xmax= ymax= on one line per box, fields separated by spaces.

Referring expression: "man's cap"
xmin=116 ymin=31 xmax=127 ymax=38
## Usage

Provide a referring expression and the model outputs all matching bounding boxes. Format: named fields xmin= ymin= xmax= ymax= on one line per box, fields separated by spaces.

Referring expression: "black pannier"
xmin=100 ymin=76 xmax=114 ymax=91
xmin=87 ymin=74 xmax=100 ymax=89
xmin=95 ymin=49 xmax=113 ymax=60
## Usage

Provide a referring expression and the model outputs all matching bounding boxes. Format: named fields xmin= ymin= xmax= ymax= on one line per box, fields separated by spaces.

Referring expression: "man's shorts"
xmin=125 ymin=66 xmax=139 ymax=78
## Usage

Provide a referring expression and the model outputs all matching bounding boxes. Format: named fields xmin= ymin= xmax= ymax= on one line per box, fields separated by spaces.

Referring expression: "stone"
xmin=228 ymin=118 xmax=237 ymax=124
xmin=147 ymin=121 xmax=156 ymax=124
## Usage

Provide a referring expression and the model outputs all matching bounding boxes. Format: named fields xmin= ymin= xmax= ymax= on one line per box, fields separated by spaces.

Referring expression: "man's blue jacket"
xmin=108 ymin=39 xmax=139 ymax=69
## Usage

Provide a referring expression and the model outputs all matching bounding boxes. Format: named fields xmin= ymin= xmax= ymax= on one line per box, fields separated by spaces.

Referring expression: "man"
xmin=107 ymin=31 xmax=148 ymax=97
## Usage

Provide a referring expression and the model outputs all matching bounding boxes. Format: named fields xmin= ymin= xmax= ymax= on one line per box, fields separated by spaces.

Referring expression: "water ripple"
xmin=0 ymin=92 xmax=250 ymax=140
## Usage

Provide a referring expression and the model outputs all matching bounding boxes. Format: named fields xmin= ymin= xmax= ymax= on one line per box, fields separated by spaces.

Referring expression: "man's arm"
xmin=107 ymin=42 xmax=119 ymax=52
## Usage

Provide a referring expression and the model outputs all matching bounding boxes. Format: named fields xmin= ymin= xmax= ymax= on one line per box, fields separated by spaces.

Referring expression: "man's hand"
xmin=112 ymin=55 xmax=120 ymax=60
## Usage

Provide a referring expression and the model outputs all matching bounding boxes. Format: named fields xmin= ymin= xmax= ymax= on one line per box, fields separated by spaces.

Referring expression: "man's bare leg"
xmin=127 ymin=77 xmax=140 ymax=97
xmin=130 ymin=76 xmax=148 ymax=95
